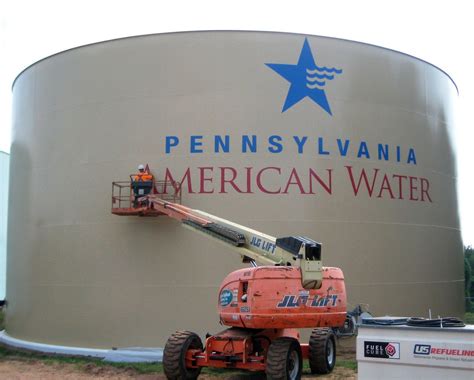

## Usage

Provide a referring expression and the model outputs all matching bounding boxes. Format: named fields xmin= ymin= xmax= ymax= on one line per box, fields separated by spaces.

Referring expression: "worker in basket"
xmin=132 ymin=164 xmax=154 ymax=207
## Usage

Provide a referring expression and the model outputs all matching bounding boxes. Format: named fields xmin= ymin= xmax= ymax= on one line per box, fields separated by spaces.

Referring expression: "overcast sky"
xmin=0 ymin=0 xmax=472 ymax=245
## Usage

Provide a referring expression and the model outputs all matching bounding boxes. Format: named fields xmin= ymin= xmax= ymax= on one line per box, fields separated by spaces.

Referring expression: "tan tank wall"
xmin=7 ymin=31 xmax=463 ymax=348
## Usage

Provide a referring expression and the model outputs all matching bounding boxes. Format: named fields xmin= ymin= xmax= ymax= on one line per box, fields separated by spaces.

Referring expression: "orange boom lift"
xmin=112 ymin=171 xmax=347 ymax=380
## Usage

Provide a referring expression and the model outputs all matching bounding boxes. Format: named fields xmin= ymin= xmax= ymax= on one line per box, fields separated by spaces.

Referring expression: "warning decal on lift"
xmin=220 ymin=289 xmax=233 ymax=307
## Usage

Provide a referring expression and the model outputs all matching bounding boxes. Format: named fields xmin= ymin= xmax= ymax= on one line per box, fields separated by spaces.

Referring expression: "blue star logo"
xmin=266 ymin=38 xmax=343 ymax=115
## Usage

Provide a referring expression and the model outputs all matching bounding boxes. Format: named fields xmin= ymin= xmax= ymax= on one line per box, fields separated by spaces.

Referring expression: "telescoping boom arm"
xmin=145 ymin=196 xmax=323 ymax=289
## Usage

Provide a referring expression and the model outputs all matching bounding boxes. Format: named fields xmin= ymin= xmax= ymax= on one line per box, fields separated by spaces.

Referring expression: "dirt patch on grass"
xmin=0 ymin=360 xmax=357 ymax=379
xmin=0 ymin=360 xmax=135 ymax=379
xmin=0 ymin=359 xmax=356 ymax=379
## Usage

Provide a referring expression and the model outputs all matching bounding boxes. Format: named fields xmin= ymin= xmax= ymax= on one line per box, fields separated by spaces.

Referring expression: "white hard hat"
xmin=138 ymin=164 xmax=145 ymax=170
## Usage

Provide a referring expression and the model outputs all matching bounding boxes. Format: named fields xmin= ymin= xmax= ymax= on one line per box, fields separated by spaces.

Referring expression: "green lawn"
xmin=465 ymin=312 xmax=474 ymax=324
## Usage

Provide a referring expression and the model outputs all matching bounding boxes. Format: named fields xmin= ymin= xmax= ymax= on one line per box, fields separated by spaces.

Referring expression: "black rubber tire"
xmin=308 ymin=328 xmax=336 ymax=374
xmin=266 ymin=337 xmax=302 ymax=380
xmin=163 ymin=330 xmax=203 ymax=380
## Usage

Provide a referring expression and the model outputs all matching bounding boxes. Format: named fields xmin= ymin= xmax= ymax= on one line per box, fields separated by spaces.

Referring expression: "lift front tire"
xmin=308 ymin=328 xmax=336 ymax=374
xmin=163 ymin=330 xmax=203 ymax=380
xmin=266 ymin=337 xmax=302 ymax=380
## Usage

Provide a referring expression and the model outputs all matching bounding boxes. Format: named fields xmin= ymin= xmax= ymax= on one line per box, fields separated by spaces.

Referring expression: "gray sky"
xmin=0 ymin=0 xmax=472 ymax=245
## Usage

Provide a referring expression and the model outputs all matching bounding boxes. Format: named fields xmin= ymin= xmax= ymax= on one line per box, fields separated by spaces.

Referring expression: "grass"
xmin=0 ymin=342 xmax=357 ymax=377
xmin=203 ymin=359 xmax=359 ymax=377
xmin=465 ymin=312 xmax=474 ymax=324
xmin=0 ymin=345 xmax=164 ymax=374
xmin=333 ymin=359 xmax=357 ymax=371
xmin=0 ymin=308 xmax=358 ymax=376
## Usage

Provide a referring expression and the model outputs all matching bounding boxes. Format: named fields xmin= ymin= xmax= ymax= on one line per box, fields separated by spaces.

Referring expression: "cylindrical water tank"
xmin=0 ymin=151 xmax=8 ymax=300
xmin=7 ymin=31 xmax=463 ymax=348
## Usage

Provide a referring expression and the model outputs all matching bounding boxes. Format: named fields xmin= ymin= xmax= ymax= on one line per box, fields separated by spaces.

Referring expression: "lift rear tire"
xmin=308 ymin=328 xmax=336 ymax=374
xmin=163 ymin=330 xmax=203 ymax=380
xmin=266 ymin=337 xmax=302 ymax=380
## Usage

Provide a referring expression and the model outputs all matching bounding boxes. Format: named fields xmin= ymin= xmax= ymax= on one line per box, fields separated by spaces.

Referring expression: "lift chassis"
xmin=112 ymin=178 xmax=347 ymax=379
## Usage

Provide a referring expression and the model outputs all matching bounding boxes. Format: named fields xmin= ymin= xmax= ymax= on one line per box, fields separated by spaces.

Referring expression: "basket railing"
xmin=112 ymin=180 xmax=182 ymax=210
